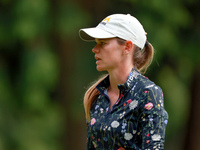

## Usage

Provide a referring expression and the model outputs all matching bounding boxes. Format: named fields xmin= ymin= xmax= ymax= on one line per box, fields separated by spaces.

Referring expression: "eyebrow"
xmin=95 ymin=39 xmax=108 ymax=43
xmin=95 ymin=39 xmax=103 ymax=43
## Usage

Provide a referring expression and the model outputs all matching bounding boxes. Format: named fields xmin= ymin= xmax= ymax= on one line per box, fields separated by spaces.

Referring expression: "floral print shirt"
xmin=87 ymin=68 xmax=168 ymax=150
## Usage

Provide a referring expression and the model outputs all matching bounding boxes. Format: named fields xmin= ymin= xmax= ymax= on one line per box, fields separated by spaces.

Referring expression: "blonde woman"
xmin=79 ymin=14 xmax=168 ymax=150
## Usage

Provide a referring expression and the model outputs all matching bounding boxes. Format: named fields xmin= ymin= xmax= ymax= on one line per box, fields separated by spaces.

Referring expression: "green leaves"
xmin=55 ymin=2 xmax=91 ymax=38
xmin=0 ymin=0 xmax=199 ymax=149
xmin=13 ymin=0 xmax=50 ymax=41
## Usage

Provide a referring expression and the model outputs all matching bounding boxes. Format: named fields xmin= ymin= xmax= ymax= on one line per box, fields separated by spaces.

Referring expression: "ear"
xmin=122 ymin=41 xmax=134 ymax=55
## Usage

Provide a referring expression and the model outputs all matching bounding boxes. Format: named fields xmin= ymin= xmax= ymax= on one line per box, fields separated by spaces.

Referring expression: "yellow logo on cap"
xmin=103 ymin=17 xmax=110 ymax=23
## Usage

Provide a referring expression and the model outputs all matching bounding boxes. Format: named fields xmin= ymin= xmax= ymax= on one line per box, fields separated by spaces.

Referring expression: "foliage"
xmin=0 ymin=0 xmax=199 ymax=149
xmin=0 ymin=0 xmax=62 ymax=149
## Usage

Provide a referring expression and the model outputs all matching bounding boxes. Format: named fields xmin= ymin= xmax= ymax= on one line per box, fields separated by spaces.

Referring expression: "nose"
xmin=92 ymin=44 xmax=100 ymax=53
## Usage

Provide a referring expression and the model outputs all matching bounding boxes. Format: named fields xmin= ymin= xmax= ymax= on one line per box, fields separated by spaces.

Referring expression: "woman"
xmin=79 ymin=14 xmax=168 ymax=150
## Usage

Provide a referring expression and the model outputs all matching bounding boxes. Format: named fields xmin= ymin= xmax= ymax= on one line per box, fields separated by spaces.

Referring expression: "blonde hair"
xmin=134 ymin=42 xmax=154 ymax=74
xmin=84 ymin=39 xmax=154 ymax=122
xmin=84 ymin=75 xmax=107 ymax=122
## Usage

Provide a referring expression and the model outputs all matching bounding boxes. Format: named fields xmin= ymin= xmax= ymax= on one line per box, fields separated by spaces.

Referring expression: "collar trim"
xmin=96 ymin=68 xmax=141 ymax=94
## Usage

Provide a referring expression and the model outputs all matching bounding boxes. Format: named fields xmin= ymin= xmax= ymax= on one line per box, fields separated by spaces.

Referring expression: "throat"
xmin=107 ymin=88 xmax=120 ymax=110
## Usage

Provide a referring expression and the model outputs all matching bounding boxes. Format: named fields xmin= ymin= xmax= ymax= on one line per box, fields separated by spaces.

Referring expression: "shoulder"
xmin=135 ymin=74 xmax=162 ymax=92
xmin=133 ymin=75 xmax=168 ymax=120
xmin=135 ymin=75 xmax=164 ymax=106
xmin=134 ymin=75 xmax=168 ymax=119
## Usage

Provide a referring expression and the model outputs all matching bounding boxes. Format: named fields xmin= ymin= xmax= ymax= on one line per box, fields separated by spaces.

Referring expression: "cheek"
xmin=106 ymin=53 xmax=122 ymax=66
xmin=102 ymin=43 xmax=123 ymax=62
xmin=110 ymin=49 xmax=123 ymax=60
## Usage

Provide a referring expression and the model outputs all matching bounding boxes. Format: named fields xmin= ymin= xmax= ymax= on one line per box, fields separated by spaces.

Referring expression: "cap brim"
xmin=79 ymin=27 xmax=116 ymax=41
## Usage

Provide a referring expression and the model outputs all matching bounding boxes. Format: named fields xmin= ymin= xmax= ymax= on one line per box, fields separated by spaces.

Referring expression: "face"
xmin=92 ymin=38 xmax=125 ymax=72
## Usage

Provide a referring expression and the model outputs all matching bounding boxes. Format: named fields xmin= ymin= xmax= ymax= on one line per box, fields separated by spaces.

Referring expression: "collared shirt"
xmin=87 ymin=68 xmax=168 ymax=150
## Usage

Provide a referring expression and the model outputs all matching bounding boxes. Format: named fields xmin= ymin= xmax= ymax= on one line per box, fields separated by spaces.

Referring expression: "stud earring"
xmin=123 ymin=51 xmax=128 ymax=54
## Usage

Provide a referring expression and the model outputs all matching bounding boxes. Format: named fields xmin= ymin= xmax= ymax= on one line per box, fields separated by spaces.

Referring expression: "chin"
xmin=96 ymin=66 xmax=105 ymax=72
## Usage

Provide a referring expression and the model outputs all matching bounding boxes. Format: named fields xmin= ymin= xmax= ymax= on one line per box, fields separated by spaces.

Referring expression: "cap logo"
xmin=103 ymin=17 xmax=110 ymax=23
xmin=100 ymin=17 xmax=111 ymax=25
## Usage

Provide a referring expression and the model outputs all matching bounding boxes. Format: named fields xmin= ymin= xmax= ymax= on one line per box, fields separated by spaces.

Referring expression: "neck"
xmin=108 ymin=64 xmax=133 ymax=93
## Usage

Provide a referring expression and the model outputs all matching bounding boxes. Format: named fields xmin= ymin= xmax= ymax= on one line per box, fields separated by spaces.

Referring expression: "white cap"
xmin=79 ymin=14 xmax=147 ymax=49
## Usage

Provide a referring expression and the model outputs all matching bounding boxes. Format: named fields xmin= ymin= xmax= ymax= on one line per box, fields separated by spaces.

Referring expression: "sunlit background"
xmin=0 ymin=0 xmax=200 ymax=149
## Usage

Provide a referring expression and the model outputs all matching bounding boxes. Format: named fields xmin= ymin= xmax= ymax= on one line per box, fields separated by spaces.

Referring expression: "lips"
xmin=95 ymin=56 xmax=101 ymax=64
xmin=95 ymin=56 xmax=101 ymax=61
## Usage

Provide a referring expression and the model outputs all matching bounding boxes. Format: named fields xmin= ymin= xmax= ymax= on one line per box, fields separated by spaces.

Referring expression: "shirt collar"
xmin=118 ymin=67 xmax=141 ymax=92
xmin=96 ymin=75 xmax=110 ymax=95
xmin=96 ymin=67 xmax=141 ymax=94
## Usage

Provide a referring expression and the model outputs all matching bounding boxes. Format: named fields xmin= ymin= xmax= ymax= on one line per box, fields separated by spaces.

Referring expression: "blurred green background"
xmin=0 ymin=0 xmax=200 ymax=149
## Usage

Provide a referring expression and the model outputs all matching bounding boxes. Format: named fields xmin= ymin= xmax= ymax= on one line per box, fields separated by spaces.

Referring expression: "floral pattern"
xmin=144 ymin=102 xmax=154 ymax=110
xmin=111 ymin=121 xmax=120 ymax=128
xmin=86 ymin=68 xmax=168 ymax=150
xmin=90 ymin=118 xmax=96 ymax=126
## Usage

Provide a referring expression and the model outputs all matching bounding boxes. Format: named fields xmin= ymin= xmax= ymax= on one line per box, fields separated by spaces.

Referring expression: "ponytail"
xmin=84 ymin=75 xmax=107 ymax=122
xmin=116 ymin=38 xmax=154 ymax=74
xmin=133 ymin=41 xmax=154 ymax=74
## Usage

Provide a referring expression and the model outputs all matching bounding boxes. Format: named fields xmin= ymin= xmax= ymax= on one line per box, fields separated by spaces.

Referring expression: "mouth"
xmin=95 ymin=56 xmax=101 ymax=61
xmin=95 ymin=56 xmax=102 ymax=64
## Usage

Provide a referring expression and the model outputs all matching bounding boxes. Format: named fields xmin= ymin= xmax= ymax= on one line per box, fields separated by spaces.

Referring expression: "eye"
xmin=95 ymin=39 xmax=107 ymax=46
xmin=100 ymin=41 xmax=106 ymax=46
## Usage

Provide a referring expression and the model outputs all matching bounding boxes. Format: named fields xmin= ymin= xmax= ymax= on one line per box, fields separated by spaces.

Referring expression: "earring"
xmin=123 ymin=51 xmax=128 ymax=54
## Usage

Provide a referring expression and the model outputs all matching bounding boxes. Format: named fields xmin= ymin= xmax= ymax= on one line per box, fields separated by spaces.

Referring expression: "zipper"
xmin=109 ymin=90 xmax=123 ymax=113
